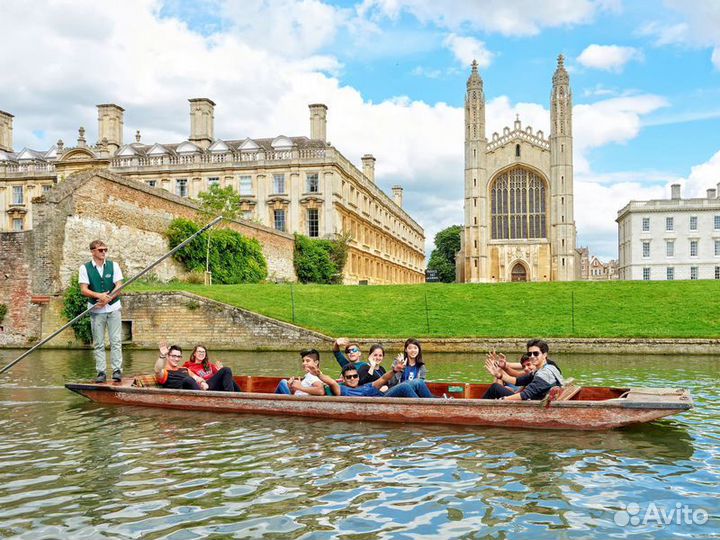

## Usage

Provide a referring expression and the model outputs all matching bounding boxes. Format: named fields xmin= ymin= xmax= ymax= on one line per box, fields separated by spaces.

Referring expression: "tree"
xmin=197 ymin=185 xmax=243 ymax=281
xmin=427 ymin=225 xmax=462 ymax=283
xmin=293 ymin=233 xmax=351 ymax=284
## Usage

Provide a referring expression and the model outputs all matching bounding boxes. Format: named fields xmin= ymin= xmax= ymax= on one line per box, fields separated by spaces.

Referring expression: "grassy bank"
xmin=128 ymin=280 xmax=720 ymax=339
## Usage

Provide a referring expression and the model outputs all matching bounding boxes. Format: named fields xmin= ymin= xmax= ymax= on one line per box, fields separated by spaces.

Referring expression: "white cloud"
xmin=642 ymin=1 xmax=720 ymax=69
xmin=358 ymin=0 xmax=611 ymax=36
xmin=674 ymin=149 xmax=720 ymax=198
xmin=577 ymin=44 xmax=643 ymax=72
xmin=443 ymin=34 xmax=494 ymax=68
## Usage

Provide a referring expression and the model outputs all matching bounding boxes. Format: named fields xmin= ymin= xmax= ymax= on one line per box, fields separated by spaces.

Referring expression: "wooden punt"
xmin=65 ymin=375 xmax=693 ymax=431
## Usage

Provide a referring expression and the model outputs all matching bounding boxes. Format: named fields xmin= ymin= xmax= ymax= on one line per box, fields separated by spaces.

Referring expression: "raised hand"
xmin=159 ymin=341 xmax=170 ymax=356
xmin=485 ymin=358 xmax=502 ymax=379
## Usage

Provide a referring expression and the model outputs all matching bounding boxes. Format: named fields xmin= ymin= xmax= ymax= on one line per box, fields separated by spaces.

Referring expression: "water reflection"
xmin=0 ymin=349 xmax=718 ymax=539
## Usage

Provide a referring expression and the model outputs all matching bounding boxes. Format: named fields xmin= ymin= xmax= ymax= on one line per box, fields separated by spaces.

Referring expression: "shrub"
xmin=294 ymin=234 xmax=350 ymax=284
xmin=167 ymin=218 xmax=267 ymax=284
xmin=62 ymin=275 xmax=93 ymax=344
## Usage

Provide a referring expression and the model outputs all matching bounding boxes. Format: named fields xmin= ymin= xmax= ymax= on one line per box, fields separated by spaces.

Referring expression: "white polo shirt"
xmin=78 ymin=260 xmax=124 ymax=313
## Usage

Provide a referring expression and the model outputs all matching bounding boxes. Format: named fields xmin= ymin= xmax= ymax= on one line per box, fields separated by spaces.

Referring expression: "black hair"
xmin=520 ymin=353 xmax=532 ymax=365
xmin=169 ymin=345 xmax=182 ymax=354
xmin=368 ymin=344 xmax=385 ymax=356
xmin=300 ymin=348 xmax=320 ymax=363
xmin=403 ymin=338 xmax=424 ymax=367
xmin=341 ymin=363 xmax=359 ymax=376
xmin=526 ymin=339 xmax=549 ymax=354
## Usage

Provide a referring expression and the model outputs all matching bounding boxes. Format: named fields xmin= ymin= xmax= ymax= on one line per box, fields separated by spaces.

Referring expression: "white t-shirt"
xmin=78 ymin=260 xmax=124 ymax=313
xmin=294 ymin=373 xmax=321 ymax=396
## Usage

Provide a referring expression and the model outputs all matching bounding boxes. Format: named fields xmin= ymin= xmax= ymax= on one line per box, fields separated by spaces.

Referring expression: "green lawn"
xmin=128 ymin=280 xmax=720 ymax=339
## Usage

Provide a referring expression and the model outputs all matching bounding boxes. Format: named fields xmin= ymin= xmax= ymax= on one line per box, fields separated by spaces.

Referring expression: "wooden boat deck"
xmin=65 ymin=375 xmax=694 ymax=431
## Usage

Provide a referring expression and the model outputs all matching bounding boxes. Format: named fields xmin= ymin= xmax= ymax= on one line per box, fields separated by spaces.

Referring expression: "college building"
xmin=617 ymin=183 xmax=720 ymax=280
xmin=456 ymin=55 xmax=578 ymax=283
xmin=0 ymin=102 xmax=425 ymax=284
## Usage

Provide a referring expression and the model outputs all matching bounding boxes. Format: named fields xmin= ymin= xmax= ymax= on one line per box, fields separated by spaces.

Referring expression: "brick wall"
xmin=122 ymin=292 xmax=331 ymax=350
xmin=0 ymin=232 xmax=41 ymax=345
xmin=33 ymin=167 xmax=296 ymax=294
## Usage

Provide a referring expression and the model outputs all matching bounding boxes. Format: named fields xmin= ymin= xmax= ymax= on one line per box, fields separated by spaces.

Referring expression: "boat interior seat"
xmin=132 ymin=374 xmax=161 ymax=387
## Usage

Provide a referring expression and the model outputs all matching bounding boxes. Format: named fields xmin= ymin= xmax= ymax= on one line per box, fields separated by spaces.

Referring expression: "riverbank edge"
xmin=3 ymin=290 xmax=719 ymax=354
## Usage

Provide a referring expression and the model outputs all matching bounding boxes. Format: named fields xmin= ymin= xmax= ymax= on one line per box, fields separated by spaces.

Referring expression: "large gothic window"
xmin=490 ymin=168 xmax=547 ymax=240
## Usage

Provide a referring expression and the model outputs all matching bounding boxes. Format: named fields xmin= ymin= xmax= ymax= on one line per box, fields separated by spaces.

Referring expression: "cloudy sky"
xmin=2 ymin=0 xmax=720 ymax=260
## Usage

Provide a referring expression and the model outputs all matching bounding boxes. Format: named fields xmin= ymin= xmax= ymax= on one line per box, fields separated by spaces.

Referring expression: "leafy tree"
xmin=197 ymin=185 xmax=243 ymax=276
xmin=62 ymin=275 xmax=93 ymax=344
xmin=167 ymin=218 xmax=267 ymax=284
xmin=294 ymin=233 xmax=350 ymax=284
xmin=427 ymin=225 xmax=462 ymax=283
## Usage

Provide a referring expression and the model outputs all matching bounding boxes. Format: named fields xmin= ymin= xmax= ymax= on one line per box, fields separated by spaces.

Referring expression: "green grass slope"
xmin=129 ymin=281 xmax=720 ymax=339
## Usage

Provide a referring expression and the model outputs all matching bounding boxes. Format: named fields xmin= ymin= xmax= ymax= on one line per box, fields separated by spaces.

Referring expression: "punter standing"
xmin=79 ymin=240 xmax=124 ymax=383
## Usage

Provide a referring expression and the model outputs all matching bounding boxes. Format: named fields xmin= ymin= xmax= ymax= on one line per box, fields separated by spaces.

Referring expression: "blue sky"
xmin=2 ymin=0 xmax=720 ymax=260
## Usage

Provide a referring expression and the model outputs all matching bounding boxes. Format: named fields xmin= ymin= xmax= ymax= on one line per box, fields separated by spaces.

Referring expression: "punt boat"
xmin=65 ymin=375 xmax=693 ymax=431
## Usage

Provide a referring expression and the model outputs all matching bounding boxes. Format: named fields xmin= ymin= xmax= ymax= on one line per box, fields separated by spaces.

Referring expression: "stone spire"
xmin=552 ymin=54 xmax=569 ymax=86
xmin=466 ymin=59 xmax=483 ymax=92
xmin=465 ymin=60 xmax=485 ymax=142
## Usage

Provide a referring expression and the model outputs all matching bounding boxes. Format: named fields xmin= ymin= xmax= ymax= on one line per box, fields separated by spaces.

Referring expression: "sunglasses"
xmin=94 ymin=248 xmax=108 ymax=252
xmin=347 ymin=348 xmax=360 ymax=354
xmin=528 ymin=350 xmax=542 ymax=357
xmin=344 ymin=373 xmax=359 ymax=379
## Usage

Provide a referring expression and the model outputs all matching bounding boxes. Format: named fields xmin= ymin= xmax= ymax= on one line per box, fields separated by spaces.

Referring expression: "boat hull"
xmin=65 ymin=379 xmax=693 ymax=431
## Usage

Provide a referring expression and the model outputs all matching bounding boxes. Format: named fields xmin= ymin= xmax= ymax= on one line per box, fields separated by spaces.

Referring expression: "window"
xmin=308 ymin=208 xmax=319 ymax=237
xmin=176 ymin=179 xmax=188 ymax=197
xmin=690 ymin=266 xmax=698 ymax=280
xmin=642 ymin=267 xmax=651 ymax=280
xmin=306 ymin=173 xmax=319 ymax=193
xmin=491 ymin=167 xmax=546 ymax=239
xmin=12 ymin=186 xmax=23 ymax=205
xmin=667 ymin=267 xmax=674 ymax=280
xmin=147 ymin=180 xmax=157 ymax=188
xmin=642 ymin=217 xmax=650 ymax=232
xmin=241 ymin=209 xmax=253 ymax=220
xmin=715 ymin=240 xmax=720 ymax=256
xmin=666 ymin=240 xmax=674 ymax=257
xmin=690 ymin=216 xmax=698 ymax=231
xmin=43 ymin=184 xmax=52 ymax=193
xmin=716 ymin=266 xmax=720 ymax=280
xmin=666 ymin=217 xmax=674 ymax=231
xmin=12 ymin=218 xmax=23 ymax=231
xmin=515 ymin=144 xmax=520 ymax=157
xmin=642 ymin=241 xmax=650 ymax=258
xmin=690 ymin=240 xmax=698 ymax=257
xmin=273 ymin=174 xmax=286 ymax=194
xmin=716 ymin=215 xmax=720 ymax=230
xmin=208 ymin=177 xmax=220 ymax=189
xmin=273 ymin=209 xmax=286 ymax=231
xmin=239 ymin=175 xmax=252 ymax=196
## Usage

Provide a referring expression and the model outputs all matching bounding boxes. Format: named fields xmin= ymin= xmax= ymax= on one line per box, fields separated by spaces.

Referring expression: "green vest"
xmin=85 ymin=260 xmax=119 ymax=305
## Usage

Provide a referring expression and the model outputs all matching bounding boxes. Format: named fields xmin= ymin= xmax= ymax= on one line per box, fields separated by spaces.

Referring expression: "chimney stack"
xmin=707 ymin=188 xmax=717 ymax=199
xmin=670 ymin=184 xmax=681 ymax=200
xmin=392 ymin=185 xmax=403 ymax=208
xmin=361 ymin=154 xmax=376 ymax=183
xmin=97 ymin=104 xmax=124 ymax=152
xmin=309 ymin=103 xmax=327 ymax=142
xmin=189 ymin=98 xmax=215 ymax=149
xmin=717 ymin=182 xmax=720 ymax=198
xmin=0 ymin=109 xmax=14 ymax=152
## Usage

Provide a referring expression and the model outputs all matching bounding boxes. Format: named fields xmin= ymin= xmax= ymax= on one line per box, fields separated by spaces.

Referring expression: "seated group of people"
xmin=153 ymin=337 xmax=564 ymax=402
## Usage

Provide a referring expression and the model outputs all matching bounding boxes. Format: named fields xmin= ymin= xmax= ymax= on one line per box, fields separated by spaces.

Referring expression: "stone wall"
xmin=121 ymin=292 xmax=331 ymax=350
xmin=0 ymin=231 xmax=41 ymax=345
xmin=31 ymin=168 xmax=295 ymax=294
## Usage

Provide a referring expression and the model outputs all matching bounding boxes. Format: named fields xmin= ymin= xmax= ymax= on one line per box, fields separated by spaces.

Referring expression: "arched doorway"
xmin=511 ymin=262 xmax=527 ymax=282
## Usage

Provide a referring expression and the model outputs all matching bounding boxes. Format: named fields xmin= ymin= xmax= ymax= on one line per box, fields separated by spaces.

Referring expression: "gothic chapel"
xmin=457 ymin=55 xmax=578 ymax=282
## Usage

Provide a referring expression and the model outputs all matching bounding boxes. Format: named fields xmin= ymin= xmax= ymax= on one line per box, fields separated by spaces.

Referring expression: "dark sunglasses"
xmin=344 ymin=373 xmax=359 ymax=379
xmin=528 ymin=350 xmax=542 ymax=357
xmin=347 ymin=348 xmax=360 ymax=354
xmin=94 ymin=248 xmax=108 ymax=252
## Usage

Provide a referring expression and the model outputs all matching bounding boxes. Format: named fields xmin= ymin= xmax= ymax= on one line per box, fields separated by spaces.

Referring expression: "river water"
xmin=0 ymin=349 xmax=718 ymax=539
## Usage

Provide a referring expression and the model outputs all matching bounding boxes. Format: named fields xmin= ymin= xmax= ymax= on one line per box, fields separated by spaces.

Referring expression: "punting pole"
xmin=0 ymin=216 xmax=224 ymax=375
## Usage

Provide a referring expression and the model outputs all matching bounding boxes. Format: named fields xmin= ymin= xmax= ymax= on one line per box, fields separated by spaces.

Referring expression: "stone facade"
xmin=617 ymin=182 xmax=720 ymax=280
xmin=457 ymin=56 xmax=578 ymax=283
xmin=0 ymin=231 xmax=41 ymax=346
xmin=0 ymin=101 xmax=425 ymax=284
xmin=121 ymin=292 xmax=331 ymax=350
